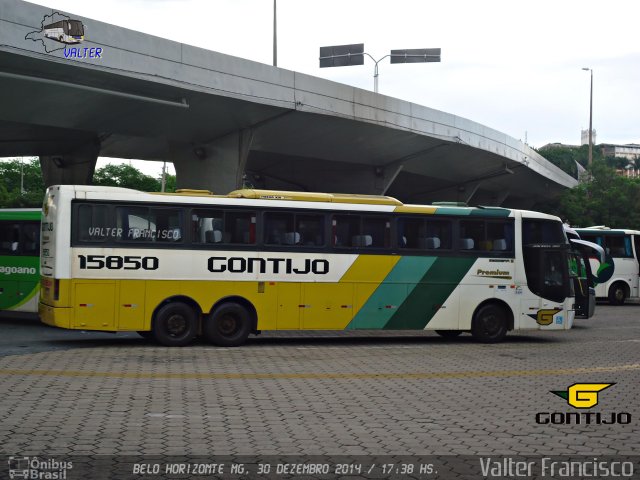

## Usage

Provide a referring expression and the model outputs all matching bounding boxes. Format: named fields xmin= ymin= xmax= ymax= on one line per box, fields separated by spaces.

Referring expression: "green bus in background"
xmin=0 ymin=209 xmax=41 ymax=313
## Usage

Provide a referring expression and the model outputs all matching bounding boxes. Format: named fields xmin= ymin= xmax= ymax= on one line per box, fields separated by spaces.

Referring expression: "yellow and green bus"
xmin=39 ymin=185 xmax=577 ymax=346
xmin=0 ymin=208 xmax=41 ymax=313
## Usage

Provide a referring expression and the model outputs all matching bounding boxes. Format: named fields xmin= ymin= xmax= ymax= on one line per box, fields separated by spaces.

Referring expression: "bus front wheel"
xmin=471 ymin=304 xmax=508 ymax=343
xmin=152 ymin=302 xmax=198 ymax=347
xmin=204 ymin=302 xmax=251 ymax=347
xmin=608 ymin=282 xmax=627 ymax=305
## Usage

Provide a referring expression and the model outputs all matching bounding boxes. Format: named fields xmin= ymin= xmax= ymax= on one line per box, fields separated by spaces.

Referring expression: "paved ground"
xmin=0 ymin=306 xmax=638 ymax=470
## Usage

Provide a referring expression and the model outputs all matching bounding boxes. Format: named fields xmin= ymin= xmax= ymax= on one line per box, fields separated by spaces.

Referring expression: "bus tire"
xmin=152 ymin=302 xmax=198 ymax=347
xmin=204 ymin=302 xmax=251 ymax=347
xmin=608 ymin=282 xmax=627 ymax=305
xmin=471 ymin=303 xmax=508 ymax=343
xmin=435 ymin=330 xmax=462 ymax=338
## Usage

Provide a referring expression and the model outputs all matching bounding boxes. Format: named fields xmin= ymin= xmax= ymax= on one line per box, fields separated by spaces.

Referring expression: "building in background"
xmin=581 ymin=128 xmax=597 ymax=146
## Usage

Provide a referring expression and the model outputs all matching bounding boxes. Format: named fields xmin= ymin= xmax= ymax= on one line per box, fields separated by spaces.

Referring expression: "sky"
xmin=12 ymin=0 xmax=640 ymax=177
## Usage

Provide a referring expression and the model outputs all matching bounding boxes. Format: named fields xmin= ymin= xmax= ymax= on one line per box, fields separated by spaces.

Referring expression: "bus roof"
xmin=50 ymin=185 xmax=563 ymax=221
xmin=575 ymin=226 xmax=640 ymax=235
xmin=227 ymin=189 xmax=403 ymax=206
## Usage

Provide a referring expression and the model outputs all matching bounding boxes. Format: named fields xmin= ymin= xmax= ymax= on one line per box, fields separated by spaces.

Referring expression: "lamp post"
xmin=273 ymin=0 xmax=277 ymax=67
xmin=20 ymin=157 xmax=25 ymax=194
xmin=319 ymin=44 xmax=440 ymax=94
xmin=582 ymin=67 xmax=593 ymax=166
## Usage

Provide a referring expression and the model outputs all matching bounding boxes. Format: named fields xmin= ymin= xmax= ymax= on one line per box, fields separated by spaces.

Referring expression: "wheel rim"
xmin=615 ymin=288 xmax=624 ymax=302
xmin=481 ymin=312 xmax=502 ymax=335
xmin=166 ymin=313 xmax=188 ymax=338
xmin=218 ymin=313 xmax=239 ymax=336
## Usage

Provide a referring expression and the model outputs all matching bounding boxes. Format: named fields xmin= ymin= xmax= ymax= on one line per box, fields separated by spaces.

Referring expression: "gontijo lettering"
xmin=208 ymin=257 xmax=329 ymax=274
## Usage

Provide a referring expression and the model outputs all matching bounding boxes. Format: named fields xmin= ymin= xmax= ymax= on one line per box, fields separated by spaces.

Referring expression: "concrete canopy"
xmin=0 ymin=0 xmax=576 ymax=208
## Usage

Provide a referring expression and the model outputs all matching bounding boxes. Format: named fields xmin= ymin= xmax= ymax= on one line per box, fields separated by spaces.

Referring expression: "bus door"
xmin=633 ymin=235 xmax=640 ymax=298
xmin=522 ymin=245 xmax=572 ymax=328
xmin=569 ymin=239 xmax=604 ymax=318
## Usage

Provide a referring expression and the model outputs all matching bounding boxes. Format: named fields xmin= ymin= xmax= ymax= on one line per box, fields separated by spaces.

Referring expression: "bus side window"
xmin=333 ymin=215 xmax=360 ymax=247
xmin=77 ymin=204 xmax=109 ymax=242
xmin=191 ymin=209 xmax=223 ymax=244
xmin=0 ymin=223 xmax=20 ymax=253
xmin=225 ymin=212 xmax=256 ymax=245
xmin=264 ymin=212 xmax=294 ymax=245
xmin=487 ymin=221 xmax=514 ymax=253
xmin=397 ymin=217 xmax=422 ymax=249
xmin=425 ymin=219 xmax=451 ymax=250
xmin=22 ymin=224 xmax=40 ymax=254
xmin=117 ymin=207 xmax=151 ymax=242
xmin=606 ymin=235 xmax=633 ymax=258
xmin=296 ymin=214 xmax=324 ymax=246
xmin=362 ymin=216 xmax=390 ymax=248
xmin=459 ymin=220 xmax=484 ymax=251
xmin=153 ymin=208 xmax=183 ymax=243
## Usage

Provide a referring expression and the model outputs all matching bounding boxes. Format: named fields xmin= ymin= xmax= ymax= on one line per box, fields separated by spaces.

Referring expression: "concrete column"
xmin=172 ymin=129 xmax=253 ymax=194
xmin=39 ymin=140 xmax=99 ymax=187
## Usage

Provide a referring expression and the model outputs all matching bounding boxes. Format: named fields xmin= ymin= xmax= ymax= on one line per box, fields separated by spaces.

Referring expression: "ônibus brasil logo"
xmin=535 ymin=382 xmax=632 ymax=425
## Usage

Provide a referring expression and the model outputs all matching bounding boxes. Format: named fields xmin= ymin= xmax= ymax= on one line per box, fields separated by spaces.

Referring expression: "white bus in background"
xmin=575 ymin=226 xmax=640 ymax=305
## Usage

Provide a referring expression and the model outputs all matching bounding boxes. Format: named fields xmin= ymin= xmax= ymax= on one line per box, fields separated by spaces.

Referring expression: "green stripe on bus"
xmin=433 ymin=207 xmax=472 ymax=216
xmin=347 ymin=256 xmax=437 ymax=329
xmin=10 ymin=283 xmax=39 ymax=310
xmin=383 ymin=256 xmax=476 ymax=329
xmin=470 ymin=208 xmax=511 ymax=217
xmin=0 ymin=255 xmax=40 ymax=310
xmin=0 ymin=210 xmax=41 ymax=221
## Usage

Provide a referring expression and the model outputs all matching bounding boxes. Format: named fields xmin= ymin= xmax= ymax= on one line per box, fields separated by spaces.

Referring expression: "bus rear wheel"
xmin=471 ymin=304 xmax=508 ymax=343
xmin=435 ymin=330 xmax=462 ymax=339
xmin=608 ymin=282 xmax=627 ymax=305
xmin=152 ymin=302 xmax=198 ymax=347
xmin=204 ymin=302 xmax=251 ymax=347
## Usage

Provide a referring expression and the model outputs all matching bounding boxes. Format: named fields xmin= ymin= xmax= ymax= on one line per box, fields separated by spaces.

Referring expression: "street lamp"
xmin=582 ymin=67 xmax=593 ymax=166
xmin=319 ymin=44 xmax=441 ymax=93
xmin=273 ymin=0 xmax=277 ymax=67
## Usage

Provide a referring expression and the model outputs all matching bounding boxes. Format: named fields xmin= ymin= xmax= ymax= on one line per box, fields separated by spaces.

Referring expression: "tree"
xmin=540 ymin=161 xmax=640 ymax=229
xmin=0 ymin=158 xmax=46 ymax=208
xmin=93 ymin=163 xmax=162 ymax=191
xmin=536 ymin=144 xmax=605 ymax=178
xmin=536 ymin=146 xmax=578 ymax=178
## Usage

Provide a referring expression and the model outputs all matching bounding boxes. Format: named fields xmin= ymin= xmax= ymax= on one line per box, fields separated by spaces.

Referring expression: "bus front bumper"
xmin=39 ymin=302 xmax=72 ymax=329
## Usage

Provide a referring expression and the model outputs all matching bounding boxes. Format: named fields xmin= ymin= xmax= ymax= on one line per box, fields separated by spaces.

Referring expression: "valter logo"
xmin=535 ymin=382 xmax=632 ymax=425
xmin=24 ymin=12 xmax=102 ymax=59
xmin=8 ymin=456 xmax=73 ymax=479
